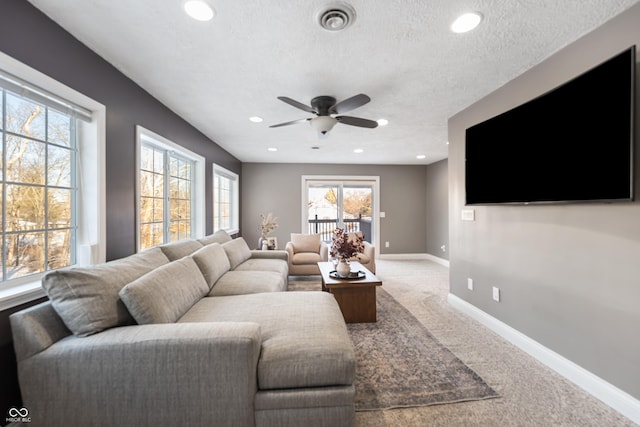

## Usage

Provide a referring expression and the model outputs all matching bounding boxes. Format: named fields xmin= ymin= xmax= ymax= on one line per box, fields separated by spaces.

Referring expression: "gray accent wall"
xmin=448 ymin=4 xmax=640 ymax=399
xmin=0 ymin=0 xmax=240 ymax=414
xmin=426 ymin=159 xmax=449 ymax=260
xmin=0 ymin=0 xmax=240 ymax=261
xmin=241 ymin=163 xmax=427 ymax=255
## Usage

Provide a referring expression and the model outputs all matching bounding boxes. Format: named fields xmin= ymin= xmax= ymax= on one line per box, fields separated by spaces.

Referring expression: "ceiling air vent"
xmin=317 ymin=3 xmax=356 ymax=31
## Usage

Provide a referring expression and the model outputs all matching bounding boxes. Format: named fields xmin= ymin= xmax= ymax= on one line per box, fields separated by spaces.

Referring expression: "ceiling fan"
xmin=269 ymin=93 xmax=378 ymax=135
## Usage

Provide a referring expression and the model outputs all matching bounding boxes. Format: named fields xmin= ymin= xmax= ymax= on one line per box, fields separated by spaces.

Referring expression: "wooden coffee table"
xmin=317 ymin=261 xmax=382 ymax=323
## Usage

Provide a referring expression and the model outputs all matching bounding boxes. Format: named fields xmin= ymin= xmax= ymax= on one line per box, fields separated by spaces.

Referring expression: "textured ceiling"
xmin=28 ymin=0 xmax=640 ymax=164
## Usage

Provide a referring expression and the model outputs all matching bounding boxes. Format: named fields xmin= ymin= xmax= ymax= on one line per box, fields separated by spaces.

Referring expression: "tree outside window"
xmin=1 ymin=89 xmax=77 ymax=283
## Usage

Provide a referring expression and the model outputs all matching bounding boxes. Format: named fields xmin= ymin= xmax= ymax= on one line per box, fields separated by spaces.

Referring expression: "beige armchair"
xmin=346 ymin=232 xmax=376 ymax=273
xmin=285 ymin=233 xmax=329 ymax=276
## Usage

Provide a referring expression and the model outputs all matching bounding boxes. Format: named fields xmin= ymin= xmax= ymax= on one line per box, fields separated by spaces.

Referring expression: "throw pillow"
xmin=42 ymin=247 xmax=170 ymax=337
xmin=191 ymin=243 xmax=231 ymax=289
xmin=198 ymin=229 xmax=233 ymax=246
xmin=222 ymin=238 xmax=252 ymax=270
xmin=119 ymin=257 xmax=209 ymax=324
xmin=159 ymin=239 xmax=204 ymax=261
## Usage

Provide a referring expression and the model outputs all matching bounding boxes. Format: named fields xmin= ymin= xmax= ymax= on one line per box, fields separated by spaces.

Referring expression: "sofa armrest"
xmin=285 ymin=242 xmax=295 ymax=258
xmin=18 ymin=322 xmax=261 ymax=426
xmin=363 ymin=241 xmax=375 ymax=260
xmin=10 ymin=301 xmax=71 ymax=362
xmin=250 ymin=249 xmax=288 ymax=262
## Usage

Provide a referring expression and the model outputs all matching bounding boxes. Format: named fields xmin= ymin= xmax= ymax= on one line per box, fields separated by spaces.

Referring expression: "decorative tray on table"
xmin=329 ymin=270 xmax=366 ymax=280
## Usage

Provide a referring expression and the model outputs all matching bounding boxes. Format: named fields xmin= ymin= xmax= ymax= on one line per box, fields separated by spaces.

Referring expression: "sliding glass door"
xmin=303 ymin=176 xmax=378 ymax=249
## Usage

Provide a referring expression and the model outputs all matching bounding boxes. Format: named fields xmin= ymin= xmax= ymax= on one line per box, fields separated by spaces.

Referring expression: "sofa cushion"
xmin=179 ymin=292 xmax=355 ymax=389
xmin=42 ymin=247 xmax=170 ymax=337
xmin=291 ymin=252 xmax=322 ymax=265
xmin=159 ymin=239 xmax=204 ymax=261
xmin=120 ymin=257 xmax=209 ymax=324
xmin=198 ymin=229 xmax=233 ymax=246
xmin=290 ymin=233 xmax=321 ymax=253
xmin=223 ymin=238 xmax=252 ymax=270
xmin=234 ymin=258 xmax=288 ymax=277
xmin=209 ymin=271 xmax=286 ymax=295
xmin=191 ymin=243 xmax=231 ymax=289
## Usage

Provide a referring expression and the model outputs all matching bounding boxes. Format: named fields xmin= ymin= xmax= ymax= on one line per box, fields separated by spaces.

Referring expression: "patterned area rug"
xmin=289 ymin=279 xmax=499 ymax=411
xmin=349 ymin=288 xmax=499 ymax=411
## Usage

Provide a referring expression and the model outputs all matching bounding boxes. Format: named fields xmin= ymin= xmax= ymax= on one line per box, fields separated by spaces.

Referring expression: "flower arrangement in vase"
xmin=259 ymin=213 xmax=278 ymax=249
xmin=330 ymin=228 xmax=364 ymax=277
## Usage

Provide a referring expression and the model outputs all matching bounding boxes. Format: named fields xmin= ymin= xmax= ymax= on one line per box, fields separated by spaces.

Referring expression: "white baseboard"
xmin=378 ymin=253 xmax=450 ymax=267
xmin=424 ymin=253 xmax=450 ymax=267
xmin=448 ymin=293 xmax=640 ymax=425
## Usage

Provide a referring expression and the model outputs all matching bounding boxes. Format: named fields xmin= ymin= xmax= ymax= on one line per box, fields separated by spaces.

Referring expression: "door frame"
xmin=301 ymin=175 xmax=380 ymax=258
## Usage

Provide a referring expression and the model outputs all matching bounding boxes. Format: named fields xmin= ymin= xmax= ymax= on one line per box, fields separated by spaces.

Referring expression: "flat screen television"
xmin=465 ymin=46 xmax=635 ymax=205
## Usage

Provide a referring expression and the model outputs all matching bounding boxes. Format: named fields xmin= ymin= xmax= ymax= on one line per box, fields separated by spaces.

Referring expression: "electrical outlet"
xmin=492 ymin=286 xmax=500 ymax=302
xmin=385 ymin=241 xmax=390 ymax=248
xmin=441 ymin=245 xmax=446 ymax=252
xmin=467 ymin=278 xmax=473 ymax=291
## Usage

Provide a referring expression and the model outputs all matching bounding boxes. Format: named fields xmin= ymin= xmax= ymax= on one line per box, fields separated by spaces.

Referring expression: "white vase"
xmin=336 ymin=259 xmax=351 ymax=278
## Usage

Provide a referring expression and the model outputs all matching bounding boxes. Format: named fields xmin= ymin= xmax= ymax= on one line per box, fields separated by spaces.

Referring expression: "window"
xmin=137 ymin=127 xmax=204 ymax=250
xmin=213 ymin=164 xmax=238 ymax=234
xmin=0 ymin=51 xmax=105 ymax=309
xmin=0 ymin=89 xmax=78 ymax=282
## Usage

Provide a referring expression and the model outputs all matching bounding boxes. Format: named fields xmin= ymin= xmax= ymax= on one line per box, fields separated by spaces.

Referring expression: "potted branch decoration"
xmin=259 ymin=213 xmax=278 ymax=250
xmin=330 ymin=228 xmax=364 ymax=277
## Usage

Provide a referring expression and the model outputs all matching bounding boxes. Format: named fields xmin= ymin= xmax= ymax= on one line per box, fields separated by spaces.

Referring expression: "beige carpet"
xmin=292 ymin=259 xmax=637 ymax=426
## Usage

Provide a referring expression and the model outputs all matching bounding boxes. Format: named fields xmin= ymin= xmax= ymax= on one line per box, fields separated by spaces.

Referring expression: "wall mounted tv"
xmin=465 ymin=46 xmax=635 ymax=205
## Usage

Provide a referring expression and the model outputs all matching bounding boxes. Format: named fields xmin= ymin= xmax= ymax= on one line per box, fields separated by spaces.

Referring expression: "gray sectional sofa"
xmin=10 ymin=230 xmax=356 ymax=427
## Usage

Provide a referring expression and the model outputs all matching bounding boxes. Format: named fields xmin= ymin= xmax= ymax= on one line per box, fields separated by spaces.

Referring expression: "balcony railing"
xmin=308 ymin=215 xmax=372 ymax=243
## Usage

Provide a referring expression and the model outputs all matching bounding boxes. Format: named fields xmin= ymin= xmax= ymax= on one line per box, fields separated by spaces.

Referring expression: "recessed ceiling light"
xmin=184 ymin=0 xmax=214 ymax=21
xmin=249 ymin=116 xmax=263 ymax=123
xmin=267 ymin=147 xmax=278 ymax=152
xmin=377 ymin=119 xmax=389 ymax=126
xmin=416 ymin=154 xmax=426 ymax=160
xmin=353 ymin=148 xmax=364 ymax=154
xmin=451 ymin=12 xmax=482 ymax=33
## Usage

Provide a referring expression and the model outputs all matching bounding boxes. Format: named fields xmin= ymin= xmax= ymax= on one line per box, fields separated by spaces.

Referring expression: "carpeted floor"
xmin=290 ymin=258 xmax=637 ymax=426
xmin=349 ymin=288 xmax=498 ymax=410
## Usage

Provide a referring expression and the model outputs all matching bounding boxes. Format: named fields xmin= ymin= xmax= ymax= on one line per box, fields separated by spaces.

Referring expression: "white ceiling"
xmin=28 ymin=0 xmax=639 ymax=165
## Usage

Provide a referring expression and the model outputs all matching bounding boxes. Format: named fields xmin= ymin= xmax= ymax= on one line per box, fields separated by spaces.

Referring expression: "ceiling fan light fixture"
xmin=310 ymin=116 xmax=338 ymax=134
xmin=317 ymin=3 xmax=356 ymax=32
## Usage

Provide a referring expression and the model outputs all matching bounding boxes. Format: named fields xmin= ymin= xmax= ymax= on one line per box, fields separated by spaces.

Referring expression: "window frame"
xmin=0 ymin=51 xmax=106 ymax=311
xmin=135 ymin=126 xmax=205 ymax=251
xmin=213 ymin=164 xmax=239 ymax=235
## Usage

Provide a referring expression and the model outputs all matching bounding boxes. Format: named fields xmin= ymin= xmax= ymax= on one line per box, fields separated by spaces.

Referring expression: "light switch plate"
xmin=461 ymin=209 xmax=475 ymax=221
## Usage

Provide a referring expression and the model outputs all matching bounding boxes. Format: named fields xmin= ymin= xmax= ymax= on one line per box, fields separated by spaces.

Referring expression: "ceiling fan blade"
xmin=336 ymin=116 xmax=378 ymax=128
xmin=269 ymin=118 xmax=310 ymax=128
xmin=329 ymin=93 xmax=371 ymax=114
xmin=277 ymin=96 xmax=317 ymax=114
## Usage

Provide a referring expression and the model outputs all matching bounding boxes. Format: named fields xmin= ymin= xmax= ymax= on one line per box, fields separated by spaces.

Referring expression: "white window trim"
xmin=213 ymin=164 xmax=239 ymax=235
xmin=301 ymin=175 xmax=380 ymax=258
xmin=135 ymin=126 xmax=205 ymax=251
xmin=0 ymin=51 xmax=106 ymax=311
